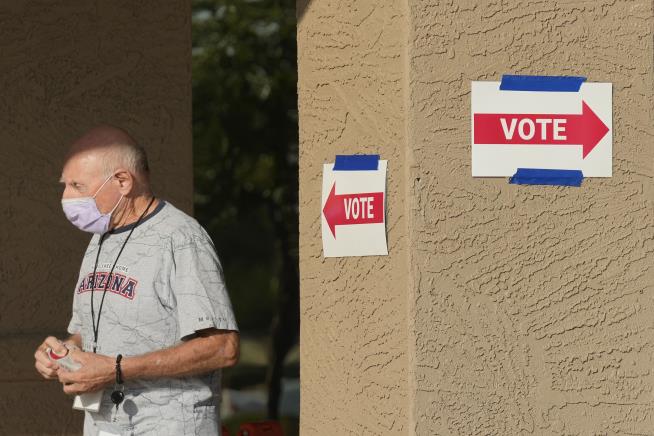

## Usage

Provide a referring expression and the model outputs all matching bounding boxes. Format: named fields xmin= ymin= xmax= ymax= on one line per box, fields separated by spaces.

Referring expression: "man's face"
xmin=60 ymin=152 xmax=122 ymax=214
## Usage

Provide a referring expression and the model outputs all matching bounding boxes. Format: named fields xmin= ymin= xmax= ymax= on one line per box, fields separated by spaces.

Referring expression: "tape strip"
xmin=333 ymin=154 xmax=380 ymax=171
xmin=500 ymin=75 xmax=586 ymax=92
xmin=509 ymin=168 xmax=584 ymax=187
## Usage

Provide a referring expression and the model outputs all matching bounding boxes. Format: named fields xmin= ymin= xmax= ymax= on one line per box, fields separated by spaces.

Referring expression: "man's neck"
xmin=110 ymin=194 xmax=159 ymax=230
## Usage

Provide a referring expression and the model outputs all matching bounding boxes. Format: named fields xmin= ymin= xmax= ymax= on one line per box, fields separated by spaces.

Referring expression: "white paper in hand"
xmin=46 ymin=346 xmax=103 ymax=413
xmin=72 ymin=391 xmax=103 ymax=413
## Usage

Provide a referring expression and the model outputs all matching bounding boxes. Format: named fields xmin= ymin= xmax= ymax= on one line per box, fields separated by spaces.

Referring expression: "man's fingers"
xmin=34 ymin=348 xmax=52 ymax=365
xmin=34 ymin=347 xmax=48 ymax=365
xmin=57 ymin=369 xmax=70 ymax=383
xmin=57 ymin=368 xmax=79 ymax=384
xmin=63 ymin=383 xmax=82 ymax=395
xmin=34 ymin=350 xmax=58 ymax=369
xmin=62 ymin=383 xmax=75 ymax=395
xmin=44 ymin=336 xmax=67 ymax=355
xmin=35 ymin=361 xmax=58 ymax=379
xmin=35 ymin=361 xmax=57 ymax=378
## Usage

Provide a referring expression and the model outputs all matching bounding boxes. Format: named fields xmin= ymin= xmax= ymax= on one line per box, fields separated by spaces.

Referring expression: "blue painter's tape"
xmin=333 ymin=154 xmax=380 ymax=171
xmin=500 ymin=75 xmax=586 ymax=92
xmin=509 ymin=168 xmax=584 ymax=187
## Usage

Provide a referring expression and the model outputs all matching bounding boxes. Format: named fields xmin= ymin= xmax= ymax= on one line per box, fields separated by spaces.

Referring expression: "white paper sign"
xmin=321 ymin=160 xmax=388 ymax=257
xmin=471 ymin=81 xmax=612 ymax=177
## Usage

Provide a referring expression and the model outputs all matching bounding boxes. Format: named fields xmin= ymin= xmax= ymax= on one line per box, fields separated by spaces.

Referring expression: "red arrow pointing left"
xmin=474 ymin=100 xmax=609 ymax=158
xmin=322 ymin=183 xmax=384 ymax=238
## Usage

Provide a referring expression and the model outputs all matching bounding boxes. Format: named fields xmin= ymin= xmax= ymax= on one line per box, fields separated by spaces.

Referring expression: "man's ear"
xmin=114 ymin=168 xmax=133 ymax=195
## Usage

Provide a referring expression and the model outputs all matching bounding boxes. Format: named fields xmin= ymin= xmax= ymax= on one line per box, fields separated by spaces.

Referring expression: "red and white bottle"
xmin=46 ymin=345 xmax=81 ymax=371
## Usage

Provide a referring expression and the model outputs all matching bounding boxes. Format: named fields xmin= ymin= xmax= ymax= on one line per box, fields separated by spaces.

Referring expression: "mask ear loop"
xmin=93 ymin=174 xmax=124 ymax=217
xmin=92 ymin=174 xmax=115 ymax=199
xmin=108 ymin=194 xmax=125 ymax=216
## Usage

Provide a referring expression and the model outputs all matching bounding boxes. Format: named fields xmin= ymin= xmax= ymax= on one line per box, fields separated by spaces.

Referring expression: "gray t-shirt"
xmin=66 ymin=199 xmax=238 ymax=435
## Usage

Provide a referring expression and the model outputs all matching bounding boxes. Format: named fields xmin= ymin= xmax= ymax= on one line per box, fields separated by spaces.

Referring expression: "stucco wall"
xmin=0 ymin=2 xmax=191 ymax=434
xmin=408 ymin=1 xmax=654 ymax=434
xmin=297 ymin=0 xmax=410 ymax=434
xmin=299 ymin=0 xmax=653 ymax=435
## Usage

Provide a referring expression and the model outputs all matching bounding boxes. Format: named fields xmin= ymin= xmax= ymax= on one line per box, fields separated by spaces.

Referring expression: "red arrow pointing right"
xmin=322 ymin=183 xmax=384 ymax=238
xmin=474 ymin=100 xmax=609 ymax=158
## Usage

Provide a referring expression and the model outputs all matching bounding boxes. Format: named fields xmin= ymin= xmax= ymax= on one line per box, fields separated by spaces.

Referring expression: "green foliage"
xmin=192 ymin=0 xmax=298 ymax=333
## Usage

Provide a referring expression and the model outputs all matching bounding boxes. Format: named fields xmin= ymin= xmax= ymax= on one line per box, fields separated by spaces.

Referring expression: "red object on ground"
xmin=222 ymin=425 xmax=230 ymax=436
xmin=237 ymin=421 xmax=284 ymax=436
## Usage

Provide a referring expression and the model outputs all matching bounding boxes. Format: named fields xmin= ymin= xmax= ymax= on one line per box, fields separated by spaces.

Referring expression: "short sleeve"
xmin=170 ymin=229 xmax=239 ymax=341
xmin=67 ymin=236 xmax=99 ymax=337
xmin=67 ymin=265 xmax=86 ymax=335
xmin=66 ymin=294 xmax=82 ymax=335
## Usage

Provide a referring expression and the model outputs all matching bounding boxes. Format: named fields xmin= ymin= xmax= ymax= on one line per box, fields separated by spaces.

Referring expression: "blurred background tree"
xmin=192 ymin=0 xmax=299 ymax=432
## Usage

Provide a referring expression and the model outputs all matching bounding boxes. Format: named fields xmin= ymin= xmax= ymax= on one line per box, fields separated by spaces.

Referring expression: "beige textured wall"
xmin=300 ymin=0 xmax=654 ymax=434
xmin=408 ymin=1 xmax=654 ymax=434
xmin=297 ymin=0 xmax=410 ymax=434
xmin=0 ymin=2 xmax=191 ymax=434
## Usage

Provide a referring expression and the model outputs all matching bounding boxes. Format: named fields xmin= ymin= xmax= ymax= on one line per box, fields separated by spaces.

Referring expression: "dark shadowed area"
xmin=191 ymin=0 xmax=299 ymax=434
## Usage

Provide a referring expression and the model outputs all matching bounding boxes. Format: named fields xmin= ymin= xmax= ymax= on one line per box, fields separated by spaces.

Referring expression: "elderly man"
xmin=33 ymin=125 xmax=239 ymax=435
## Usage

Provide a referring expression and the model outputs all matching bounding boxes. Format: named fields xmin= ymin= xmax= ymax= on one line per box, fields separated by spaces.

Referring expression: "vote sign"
xmin=323 ymin=186 xmax=384 ymax=237
xmin=321 ymin=159 xmax=388 ymax=257
xmin=471 ymin=81 xmax=612 ymax=177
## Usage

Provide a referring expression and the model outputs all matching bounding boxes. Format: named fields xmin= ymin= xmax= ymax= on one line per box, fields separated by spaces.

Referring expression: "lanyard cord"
xmin=90 ymin=196 xmax=156 ymax=353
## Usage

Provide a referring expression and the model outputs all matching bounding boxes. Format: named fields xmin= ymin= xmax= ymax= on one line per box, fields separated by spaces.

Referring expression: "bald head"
xmin=66 ymin=125 xmax=150 ymax=180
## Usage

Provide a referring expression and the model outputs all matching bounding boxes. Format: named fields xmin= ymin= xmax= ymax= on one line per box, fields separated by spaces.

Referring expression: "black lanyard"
xmin=90 ymin=196 xmax=155 ymax=353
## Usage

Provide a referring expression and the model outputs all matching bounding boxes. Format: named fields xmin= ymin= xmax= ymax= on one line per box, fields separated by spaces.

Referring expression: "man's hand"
xmin=34 ymin=336 xmax=68 ymax=380
xmin=57 ymin=349 xmax=114 ymax=395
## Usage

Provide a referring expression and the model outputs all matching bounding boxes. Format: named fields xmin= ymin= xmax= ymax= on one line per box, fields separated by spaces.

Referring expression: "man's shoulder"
xmin=157 ymin=200 xmax=212 ymax=246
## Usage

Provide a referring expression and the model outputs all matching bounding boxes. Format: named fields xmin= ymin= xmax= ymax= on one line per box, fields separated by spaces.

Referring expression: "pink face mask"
xmin=61 ymin=174 xmax=124 ymax=234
